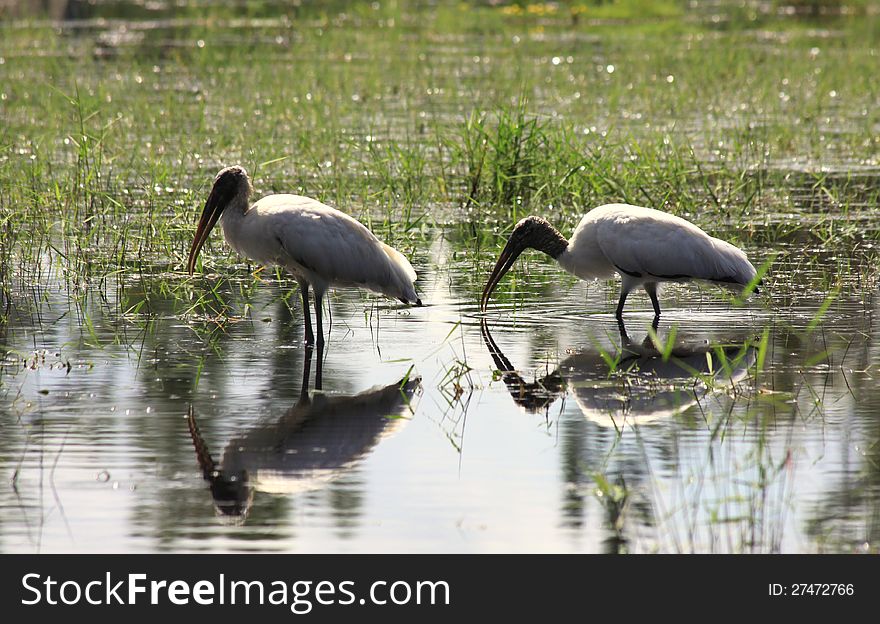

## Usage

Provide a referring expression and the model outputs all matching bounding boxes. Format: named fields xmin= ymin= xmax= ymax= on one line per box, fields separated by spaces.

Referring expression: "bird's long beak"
xmin=187 ymin=185 xmax=226 ymax=275
xmin=480 ymin=238 xmax=524 ymax=311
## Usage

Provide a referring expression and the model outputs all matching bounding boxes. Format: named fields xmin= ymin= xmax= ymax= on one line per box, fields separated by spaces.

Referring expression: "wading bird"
xmin=481 ymin=205 xmax=759 ymax=319
xmin=187 ymin=166 xmax=422 ymax=346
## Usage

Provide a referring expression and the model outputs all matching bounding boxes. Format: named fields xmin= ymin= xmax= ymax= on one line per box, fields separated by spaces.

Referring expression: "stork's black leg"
xmin=314 ymin=291 xmax=325 ymax=350
xmin=615 ymin=289 xmax=630 ymax=320
xmin=616 ymin=315 xmax=631 ymax=346
xmin=299 ymin=344 xmax=314 ymax=402
xmin=314 ymin=345 xmax=323 ymax=390
xmin=314 ymin=291 xmax=325 ymax=389
xmin=645 ymin=282 xmax=661 ymax=318
xmin=300 ymin=282 xmax=315 ymax=346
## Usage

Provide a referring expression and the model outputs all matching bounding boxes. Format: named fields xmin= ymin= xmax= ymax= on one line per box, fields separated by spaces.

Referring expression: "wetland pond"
xmin=3 ymin=229 xmax=879 ymax=553
xmin=1 ymin=1 xmax=879 ymax=553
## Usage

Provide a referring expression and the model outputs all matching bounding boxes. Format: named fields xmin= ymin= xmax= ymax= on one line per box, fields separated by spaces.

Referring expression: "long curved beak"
xmin=480 ymin=238 xmax=524 ymax=311
xmin=187 ymin=186 xmax=226 ymax=275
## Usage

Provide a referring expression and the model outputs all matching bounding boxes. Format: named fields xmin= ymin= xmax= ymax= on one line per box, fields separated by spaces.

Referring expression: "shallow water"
xmin=1 ymin=229 xmax=878 ymax=554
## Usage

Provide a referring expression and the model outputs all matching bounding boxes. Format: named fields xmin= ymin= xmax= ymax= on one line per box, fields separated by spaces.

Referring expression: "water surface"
xmin=2 ymin=230 xmax=877 ymax=553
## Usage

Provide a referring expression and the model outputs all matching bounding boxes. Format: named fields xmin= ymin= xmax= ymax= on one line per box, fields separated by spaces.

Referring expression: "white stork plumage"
xmin=481 ymin=204 xmax=760 ymax=319
xmin=187 ymin=166 xmax=421 ymax=346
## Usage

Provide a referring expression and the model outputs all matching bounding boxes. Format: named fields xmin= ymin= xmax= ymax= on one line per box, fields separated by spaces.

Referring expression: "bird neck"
xmin=529 ymin=221 xmax=569 ymax=259
xmin=219 ymin=185 xmax=252 ymax=227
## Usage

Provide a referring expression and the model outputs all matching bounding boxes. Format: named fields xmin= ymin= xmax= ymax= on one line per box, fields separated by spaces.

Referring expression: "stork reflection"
xmin=188 ymin=345 xmax=420 ymax=518
xmin=481 ymin=317 xmax=755 ymax=427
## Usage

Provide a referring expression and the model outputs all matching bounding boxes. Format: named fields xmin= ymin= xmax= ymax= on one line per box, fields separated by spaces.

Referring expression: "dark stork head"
xmin=187 ymin=165 xmax=251 ymax=275
xmin=480 ymin=216 xmax=569 ymax=311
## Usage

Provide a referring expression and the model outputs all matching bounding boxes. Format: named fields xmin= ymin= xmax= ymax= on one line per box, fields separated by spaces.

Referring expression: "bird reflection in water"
xmin=187 ymin=345 xmax=420 ymax=518
xmin=481 ymin=317 xmax=756 ymax=428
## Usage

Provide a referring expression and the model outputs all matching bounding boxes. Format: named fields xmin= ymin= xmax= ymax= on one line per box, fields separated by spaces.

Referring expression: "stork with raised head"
xmin=187 ymin=166 xmax=422 ymax=347
xmin=481 ymin=204 xmax=760 ymax=318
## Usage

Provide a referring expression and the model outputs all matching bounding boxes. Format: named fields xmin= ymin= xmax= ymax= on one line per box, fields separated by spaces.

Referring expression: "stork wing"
xmin=594 ymin=208 xmax=754 ymax=285
xmin=258 ymin=196 xmax=417 ymax=300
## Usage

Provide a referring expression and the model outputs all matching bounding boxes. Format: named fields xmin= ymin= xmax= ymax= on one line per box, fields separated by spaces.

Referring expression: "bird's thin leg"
xmin=616 ymin=316 xmax=631 ymax=346
xmin=315 ymin=354 xmax=323 ymax=390
xmin=314 ymin=291 xmax=325 ymax=349
xmin=300 ymin=282 xmax=314 ymax=346
xmin=299 ymin=344 xmax=314 ymax=402
xmin=615 ymin=288 xmax=630 ymax=320
xmin=314 ymin=290 xmax=325 ymax=389
xmin=645 ymin=282 xmax=662 ymax=319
